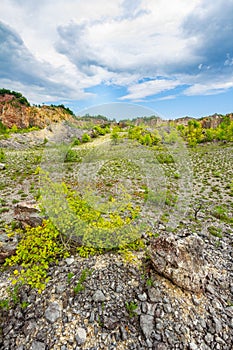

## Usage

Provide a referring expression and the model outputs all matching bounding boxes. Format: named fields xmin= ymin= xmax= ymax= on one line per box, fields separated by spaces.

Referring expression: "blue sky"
xmin=1 ymin=0 xmax=233 ymax=120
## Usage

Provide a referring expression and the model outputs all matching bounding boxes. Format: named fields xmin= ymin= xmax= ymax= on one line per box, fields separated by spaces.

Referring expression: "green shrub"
xmin=156 ymin=152 xmax=174 ymax=164
xmin=4 ymin=220 xmax=69 ymax=292
xmin=81 ymin=133 xmax=91 ymax=143
xmin=0 ymin=149 xmax=5 ymax=162
xmin=65 ymin=149 xmax=82 ymax=163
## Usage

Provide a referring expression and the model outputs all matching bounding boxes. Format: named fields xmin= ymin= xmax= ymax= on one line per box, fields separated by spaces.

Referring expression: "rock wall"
xmin=0 ymin=95 xmax=75 ymax=129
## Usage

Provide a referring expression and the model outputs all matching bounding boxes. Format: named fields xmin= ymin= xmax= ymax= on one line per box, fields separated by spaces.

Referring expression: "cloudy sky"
xmin=1 ymin=0 xmax=233 ymax=119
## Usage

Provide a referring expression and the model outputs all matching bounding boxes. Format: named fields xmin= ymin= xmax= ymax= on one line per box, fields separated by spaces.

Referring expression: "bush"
xmin=4 ymin=220 xmax=69 ymax=292
xmin=81 ymin=133 xmax=91 ymax=143
xmin=65 ymin=149 xmax=82 ymax=163
xmin=0 ymin=149 xmax=5 ymax=161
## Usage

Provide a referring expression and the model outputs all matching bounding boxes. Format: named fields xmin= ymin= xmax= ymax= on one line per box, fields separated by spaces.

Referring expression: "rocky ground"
xmin=0 ymin=133 xmax=232 ymax=349
xmin=0 ymin=224 xmax=232 ymax=350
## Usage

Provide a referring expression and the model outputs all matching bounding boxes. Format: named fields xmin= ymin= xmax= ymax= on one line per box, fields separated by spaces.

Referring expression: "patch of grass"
xmin=0 ymin=207 xmax=9 ymax=214
xmin=208 ymin=226 xmax=223 ymax=238
xmin=67 ymin=272 xmax=74 ymax=284
xmin=125 ymin=301 xmax=138 ymax=318
xmin=73 ymin=268 xmax=92 ymax=294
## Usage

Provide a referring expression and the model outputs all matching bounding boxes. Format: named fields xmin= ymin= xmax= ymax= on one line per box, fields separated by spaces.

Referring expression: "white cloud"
xmin=1 ymin=0 xmax=233 ymax=105
xmin=184 ymin=80 xmax=233 ymax=96
xmin=120 ymin=79 xmax=180 ymax=100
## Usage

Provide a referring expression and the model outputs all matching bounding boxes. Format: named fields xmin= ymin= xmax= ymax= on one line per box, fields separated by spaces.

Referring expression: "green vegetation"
xmin=208 ymin=226 xmax=223 ymax=238
xmin=50 ymin=103 xmax=75 ymax=116
xmin=128 ymin=125 xmax=161 ymax=146
xmin=125 ymin=301 xmax=138 ymax=318
xmin=178 ymin=116 xmax=233 ymax=146
xmin=4 ymin=220 xmax=69 ymax=292
xmin=0 ymin=104 xmax=233 ymax=310
xmin=92 ymin=124 xmax=110 ymax=137
xmin=73 ymin=268 xmax=92 ymax=294
xmin=0 ymin=149 xmax=5 ymax=161
xmin=65 ymin=149 xmax=82 ymax=163
xmin=81 ymin=133 xmax=91 ymax=143
xmin=67 ymin=272 xmax=74 ymax=283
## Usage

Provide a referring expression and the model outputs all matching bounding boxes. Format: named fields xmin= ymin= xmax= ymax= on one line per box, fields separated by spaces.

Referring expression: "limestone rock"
xmin=14 ymin=200 xmax=43 ymax=228
xmin=44 ymin=302 xmax=61 ymax=323
xmin=75 ymin=327 xmax=87 ymax=345
xmin=30 ymin=341 xmax=46 ymax=350
xmin=148 ymin=234 xmax=208 ymax=292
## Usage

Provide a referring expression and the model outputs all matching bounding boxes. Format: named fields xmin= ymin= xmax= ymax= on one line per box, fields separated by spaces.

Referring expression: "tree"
xmin=111 ymin=131 xmax=120 ymax=145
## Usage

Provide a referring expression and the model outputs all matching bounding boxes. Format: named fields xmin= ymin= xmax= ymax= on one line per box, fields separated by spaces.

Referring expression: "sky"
xmin=1 ymin=0 xmax=233 ymax=120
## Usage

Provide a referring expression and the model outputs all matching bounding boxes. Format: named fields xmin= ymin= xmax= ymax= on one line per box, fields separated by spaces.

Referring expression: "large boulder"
xmin=14 ymin=200 xmax=43 ymax=228
xmin=148 ymin=234 xmax=208 ymax=293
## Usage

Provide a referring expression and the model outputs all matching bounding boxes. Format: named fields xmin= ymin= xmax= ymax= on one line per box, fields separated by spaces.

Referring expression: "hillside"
xmin=0 ymin=89 xmax=76 ymax=129
xmin=0 ymin=89 xmax=232 ymax=350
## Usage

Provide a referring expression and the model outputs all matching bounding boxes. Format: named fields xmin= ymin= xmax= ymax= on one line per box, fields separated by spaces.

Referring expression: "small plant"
xmin=146 ymin=277 xmax=154 ymax=287
xmin=71 ymin=137 xmax=81 ymax=146
xmin=0 ymin=207 xmax=9 ymax=214
xmin=125 ymin=301 xmax=138 ymax=318
xmin=208 ymin=226 xmax=223 ymax=238
xmin=73 ymin=268 xmax=92 ymax=294
xmin=73 ymin=281 xmax=85 ymax=294
xmin=0 ymin=298 xmax=9 ymax=311
xmin=111 ymin=131 xmax=120 ymax=145
xmin=193 ymin=200 xmax=203 ymax=220
xmin=65 ymin=149 xmax=81 ymax=163
xmin=81 ymin=133 xmax=91 ymax=143
xmin=77 ymin=246 xmax=102 ymax=258
xmin=12 ymin=199 xmax=19 ymax=204
xmin=0 ymin=149 xmax=6 ymax=162
xmin=67 ymin=272 xmax=74 ymax=283
xmin=156 ymin=152 xmax=174 ymax=164
xmin=20 ymin=301 xmax=29 ymax=309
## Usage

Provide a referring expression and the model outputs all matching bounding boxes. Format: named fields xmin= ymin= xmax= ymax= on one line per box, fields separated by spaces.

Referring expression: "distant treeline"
xmin=49 ymin=104 xmax=75 ymax=116
xmin=79 ymin=114 xmax=110 ymax=121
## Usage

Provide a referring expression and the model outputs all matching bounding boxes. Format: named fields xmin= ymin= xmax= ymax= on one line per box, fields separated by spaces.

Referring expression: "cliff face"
xmin=0 ymin=94 xmax=75 ymax=129
xmin=200 ymin=113 xmax=233 ymax=129
xmin=171 ymin=113 xmax=233 ymax=128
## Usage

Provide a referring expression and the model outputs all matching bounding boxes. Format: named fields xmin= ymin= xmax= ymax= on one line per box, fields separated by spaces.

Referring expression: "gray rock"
xmin=140 ymin=314 xmax=154 ymax=339
xmin=148 ymin=234 xmax=208 ymax=292
xmin=120 ymin=325 xmax=127 ymax=341
xmin=93 ymin=290 xmax=106 ymax=302
xmin=148 ymin=287 xmax=158 ymax=302
xmin=14 ymin=200 xmax=43 ymax=228
xmin=55 ymin=284 xmax=66 ymax=294
xmin=0 ymin=232 xmax=18 ymax=263
xmin=30 ymin=341 xmax=46 ymax=350
xmin=189 ymin=342 xmax=199 ymax=350
xmin=44 ymin=302 xmax=61 ymax=323
xmin=213 ymin=317 xmax=222 ymax=333
xmin=204 ymin=332 xmax=214 ymax=344
xmin=0 ymin=163 xmax=6 ymax=170
xmin=153 ymin=342 xmax=167 ymax=350
xmin=65 ymin=257 xmax=75 ymax=265
xmin=75 ymin=327 xmax=87 ymax=345
xmin=206 ymin=284 xmax=215 ymax=294
xmin=137 ymin=292 xmax=147 ymax=301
